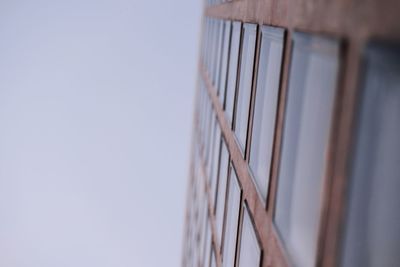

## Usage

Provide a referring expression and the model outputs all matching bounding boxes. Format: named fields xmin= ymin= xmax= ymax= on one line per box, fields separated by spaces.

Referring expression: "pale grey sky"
xmin=0 ymin=0 xmax=201 ymax=266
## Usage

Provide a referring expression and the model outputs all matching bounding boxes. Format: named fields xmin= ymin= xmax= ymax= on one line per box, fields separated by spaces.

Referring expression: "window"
xmin=224 ymin=21 xmax=242 ymax=126
xmin=210 ymin=249 xmax=217 ymax=267
xmin=341 ymin=44 xmax=400 ymax=267
xmin=215 ymin=140 xmax=230 ymax=245
xmin=222 ymin=166 xmax=242 ymax=267
xmin=274 ymin=33 xmax=340 ymax=267
xmin=249 ymin=26 xmax=284 ymax=200
xmin=215 ymin=19 xmax=225 ymax=94
xmin=206 ymin=112 xmax=216 ymax=170
xmin=210 ymin=124 xmax=221 ymax=205
xmin=219 ymin=21 xmax=232 ymax=105
xmin=234 ymin=23 xmax=257 ymax=152
xmin=203 ymin=220 xmax=212 ymax=267
xmin=237 ymin=204 xmax=262 ymax=266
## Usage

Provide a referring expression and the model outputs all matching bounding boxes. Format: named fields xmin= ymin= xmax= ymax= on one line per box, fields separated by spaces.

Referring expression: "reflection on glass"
xmin=200 ymin=212 xmax=209 ymax=266
xmin=234 ymin=23 xmax=257 ymax=152
xmin=203 ymin=98 xmax=212 ymax=160
xmin=204 ymin=220 xmax=212 ymax=267
xmin=210 ymin=124 xmax=221 ymax=205
xmin=341 ymin=44 xmax=400 ymax=267
xmin=249 ymin=26 xmax=284 ymax=200
xmin=210 ymin=248 xmax=217 ymax=267
xmin=238 ymin=205 xmax=262 ymax=266
xmin=206 ymin=113 xmax=216 ymax=170
xmin=210 ymin=19 xmax=218 ymax=84
xmin=222 ymin=167 xmax=241 ymax=267
xmin=215 ymin=20 xmax=225 ymax=93
xmin=215 ymin=140 xmax=230 ymax=245
xmin=219 ymin=21 xmax=232 ymax=105
xmin=225 ymin=21 xmax=242 ymax=126
xmin=274 ymin=33 xmax=339 ymax=267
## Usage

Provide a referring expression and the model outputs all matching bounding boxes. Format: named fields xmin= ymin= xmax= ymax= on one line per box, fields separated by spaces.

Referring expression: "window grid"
xmin=183 ymin=0 xmax=399 ymax=266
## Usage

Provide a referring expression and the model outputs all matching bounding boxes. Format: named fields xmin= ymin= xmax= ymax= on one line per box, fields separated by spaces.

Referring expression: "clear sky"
xmin=0 ymin=0 xmax=202 ymax=266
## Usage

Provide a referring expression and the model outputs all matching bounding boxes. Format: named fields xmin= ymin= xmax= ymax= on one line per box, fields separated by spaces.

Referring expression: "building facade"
xmin=183 ymin=0 xmax=400 ymax=266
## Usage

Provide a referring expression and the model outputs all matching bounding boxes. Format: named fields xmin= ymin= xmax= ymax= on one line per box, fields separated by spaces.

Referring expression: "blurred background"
xmin=0 ymin=1 xmax=201 ymax=266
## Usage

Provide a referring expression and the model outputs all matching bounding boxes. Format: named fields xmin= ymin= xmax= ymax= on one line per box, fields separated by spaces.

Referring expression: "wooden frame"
xmin=183 ymin=0 xmax=400 ymax=266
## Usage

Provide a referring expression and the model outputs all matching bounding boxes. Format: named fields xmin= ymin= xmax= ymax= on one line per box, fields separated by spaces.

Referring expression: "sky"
xmin=0 ymin=1 xmax=202 ymax=266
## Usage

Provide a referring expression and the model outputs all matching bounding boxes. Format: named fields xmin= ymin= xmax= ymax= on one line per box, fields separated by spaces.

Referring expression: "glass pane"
xmin=219 ymin=21 xmax=232 ymax=105
xmin=222 ymin=167 xmax=241 ymax=267
xmin=215 ymin=140 xmax=229 ymax=245
xmin=234 ymin=23 xmax=257 ymax=152
xmin=249 ymin=26 xmax=284 ymax=200
xmin=206 ymin=112 xmax=216 ymax=169
xmin=210 ymin=19 xmax=218 ymax=84
xmin=211 ymin=20 xmax=222 ymax=86
xmin=215 ymin=20 xmax=225 ymax=93
xmin=202 ymin=96 xmax=212 ymax=160
xmin=341 ymin=44 xmax=400 ymax=267
xmin=225 ymin=21 xmax=242 ymax=126
xmin=210 ymin=124 xmax=221 ymax=205
xmin=274 ymin=33 xmax=339 ymax=267
xmin=238 ymin=205 xmax=262 ymax=267
xmin=210 ymin=248 xmax=217 ymax=267
xmin=203 ymin=220 xmax=212 ymax=267
xmin=200 ymin=212 xmax=209 ymax=266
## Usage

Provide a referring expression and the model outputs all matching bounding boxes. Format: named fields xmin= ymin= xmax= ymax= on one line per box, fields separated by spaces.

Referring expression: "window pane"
xmin=234 ymin=23 xmax=257 ymax=152
xmin=203 ymin=220 xmax=212 ymax=267
xmin=210 ymin=248 xmax=217 ymax=267
xmin=219 ymin=21 xmax=232 ymax=105
xmin=210 ymin=123 xmax=221 ymax=205
xmin=206 ymin=112 xmax=216 ymax=169
xmin=238 ymin=205 xmax=262 ymax=267
xmin=249 ymin=26 xmax=284 ymax=200
xmin=225 ymin=21 xmax=242 ymax=126
xmin=341 ymin=44 xmax=400 ymax=267
xmin=215 ymin=140 xmax=230 ymax=245
xmin=274 ymin=33 xmax=339 ymax=267
xmin=222 ymin=167 xmax=241 ymax=267
xmin=210 ymin=19 xmax=218 ymax=84
xmin=215 ymin=20 xmax=225 ymax=94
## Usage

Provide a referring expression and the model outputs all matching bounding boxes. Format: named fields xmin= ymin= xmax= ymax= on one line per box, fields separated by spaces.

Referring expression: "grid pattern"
xmin=183 ymin=1 xmax=400 ymax=267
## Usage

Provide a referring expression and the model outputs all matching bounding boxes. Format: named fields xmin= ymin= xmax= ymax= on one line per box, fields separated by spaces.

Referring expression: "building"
xmin=182 ymin=0 xmax=400 ymax=266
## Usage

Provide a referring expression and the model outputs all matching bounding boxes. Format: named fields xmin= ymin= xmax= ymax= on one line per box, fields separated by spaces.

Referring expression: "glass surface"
xmin=210 ymin=19 xmax=218 ymax=80
xmin=238 ymin=205 xmax=262 ymax=267
xmin=210 ymin=124 xmax=221 ymax=205
xmin=249 ymin=26 xmax=284 ymax=200
xmin=200 ymin=208 xmax=209 ymax=266
xmin=206 ymin=18 xmax=213 ymax=72
xmin=341 ymin=44 xmax=400 ymax=267
xmin=203 ymin=220 xmax=212 ymax=267
xmin=206 ymin=112 xmax=216 ymax=169
xmin=199 ymin=83 xmax=207 ymax=144
xmin=210 ymin=249 xmax=217 ymax=267
xmin=234 ymin=23 xmax=257 ymax=152
xmin=215 ymin=140 xmax=229 ymax=245
xmin=274 ymin=33 xmax=339 ymax=267
xmin=202 ymin=96 xmax=212 ymax=159
xmin=222 ymin=167 xmax=241 ymax=267
xmin=211 ymin=20 xmax=222 ymax=85
xmin=225 ymin=21 xmax=242 ymax=126
xmin=219 ymin=21 xmax=232 ymax=105
xmin=215 ymin=20 xmax=225 ymax=91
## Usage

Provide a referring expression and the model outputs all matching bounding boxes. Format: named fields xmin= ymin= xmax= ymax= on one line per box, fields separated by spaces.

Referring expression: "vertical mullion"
xmin=266 ymin=29 xmax=292 ymax=217
xmin=244 ymin=25 xmax=262 ymax=163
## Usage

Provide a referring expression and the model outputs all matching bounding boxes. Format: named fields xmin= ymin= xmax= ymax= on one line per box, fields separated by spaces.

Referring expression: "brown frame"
xmin=183 ymin=0 xmax=400 ymax=266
